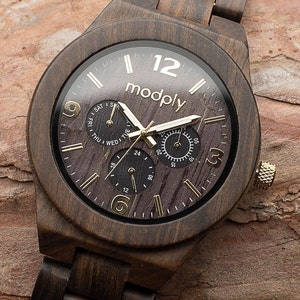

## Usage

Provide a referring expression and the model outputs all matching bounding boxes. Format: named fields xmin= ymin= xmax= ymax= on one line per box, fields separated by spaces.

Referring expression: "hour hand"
xmin=128 ymin=115 xmax=201 ymax=140
xmin=118 ymin=102 xmax=157 ymax=148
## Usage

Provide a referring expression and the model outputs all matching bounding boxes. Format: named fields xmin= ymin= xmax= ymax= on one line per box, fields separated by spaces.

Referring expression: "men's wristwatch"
xmin=28 ymin=0 xmax=276 ymax=299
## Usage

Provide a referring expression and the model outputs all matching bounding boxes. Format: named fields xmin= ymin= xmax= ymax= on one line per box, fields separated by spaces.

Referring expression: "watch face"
xmin=52 ymin=40 xmax=238 ymax=224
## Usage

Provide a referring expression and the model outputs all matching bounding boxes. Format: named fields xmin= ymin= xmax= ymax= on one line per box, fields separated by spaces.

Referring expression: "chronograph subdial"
xmin=86 ymin=100 xmax=131 ymax=146
xmin=108 ymin=148 xmax=155 ymax=194
xmin=155 ymin=127 xmax=201 ymax=168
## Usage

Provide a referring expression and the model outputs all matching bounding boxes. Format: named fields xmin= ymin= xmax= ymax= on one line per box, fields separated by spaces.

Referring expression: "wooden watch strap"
xmin=68 ymin=250 xmax=130 ymax=299
xmin=31 ymin=257 xmax=71 ymax=299
xmin=213 ymin=0 xmax=247 ymax=23
xmin=157 ymin=0 xmax=247 ymax=24
xmin=157 ymin=0 xmax=215 ymax=25
xmin=32 ymin=251 xmax=155 ymax=300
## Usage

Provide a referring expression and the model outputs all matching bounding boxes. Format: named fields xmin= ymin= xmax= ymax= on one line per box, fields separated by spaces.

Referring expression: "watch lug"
xmin=35 ymin=185 xmax=202 ymax=291
xmin=211 ymin=15 xmax=247 ymax=44
xmin=210 ymin=15 xmax=250 ymax=80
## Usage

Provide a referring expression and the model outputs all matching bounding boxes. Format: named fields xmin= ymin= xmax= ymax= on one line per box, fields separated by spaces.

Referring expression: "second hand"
xmin=105 ymin=120 xmax=154 ymax=180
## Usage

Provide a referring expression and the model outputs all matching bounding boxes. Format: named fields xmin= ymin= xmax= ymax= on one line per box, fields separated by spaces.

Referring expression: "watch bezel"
xmin=28 ymin=19 xmax=260 ymax=248
xmin=51 ymin=39 xmax=238 ymax=224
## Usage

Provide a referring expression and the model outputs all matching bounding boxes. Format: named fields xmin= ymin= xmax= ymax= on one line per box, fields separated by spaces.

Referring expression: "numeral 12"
xmin=153 ymin=55 xmax=180 ymax=78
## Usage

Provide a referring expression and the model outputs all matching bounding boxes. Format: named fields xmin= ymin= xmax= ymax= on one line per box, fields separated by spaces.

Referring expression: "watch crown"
xmin=254 ymin=161 xmax=276 ymax=190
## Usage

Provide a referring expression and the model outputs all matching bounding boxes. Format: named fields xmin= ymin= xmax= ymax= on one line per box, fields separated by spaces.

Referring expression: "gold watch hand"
xmin=105 ymin=120 xmax=154 ymax=180
xmin=106 ymin=103 xmax=117 ymax=127
xmin=128 ymin=115 xmax=201 ymax=140
xmin=128 ymin=167 xmax=137 ymax=193
xmin=174 ymin=127 xmax=184 ymax=149
xmin=118 ymin=102 xmax=156 ymax=148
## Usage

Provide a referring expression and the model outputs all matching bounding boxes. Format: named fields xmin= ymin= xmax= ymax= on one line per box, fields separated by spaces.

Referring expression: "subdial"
xmin=108 ymin=148 xmax=155 ymax=194
xmin=86 ymin=100 xmax=131 ymax=146
xmin=155 ymin=127 xmax=201 ymax=168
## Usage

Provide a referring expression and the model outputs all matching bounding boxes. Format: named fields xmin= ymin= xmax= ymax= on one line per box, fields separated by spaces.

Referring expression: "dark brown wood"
xmin=32 ymin=249 xmax=155 ymax=299
xmin=157 ymin=0 xmax=214 ymax=25
xmin=122 ymin=284 xmax=155 ymax=300
xmin=1 ymin=0 xmax=299 ymax=299
xmin=64 ymin=295 xmax=90 ymax=300
xmin=89 ymin=0 xmax=250 ymax=78
xmin=35 ymin=183 xmax=194 ymax=291
xmin=31 ymin=257 xmax=71 ymax=300
xmin=68 ymin=250 xmax=130 ymax=299
xmin=28 ymin=1 xmax=257 ymax=249
xmin=213 ymin=0 xmax=247 ymax=22
xmin=26 ymin=0 xmax=260 ymax=298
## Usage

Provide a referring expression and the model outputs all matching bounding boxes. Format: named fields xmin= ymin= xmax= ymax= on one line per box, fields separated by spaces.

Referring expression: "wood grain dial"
xmin=52 ymin=40 xmax=237 ymax=223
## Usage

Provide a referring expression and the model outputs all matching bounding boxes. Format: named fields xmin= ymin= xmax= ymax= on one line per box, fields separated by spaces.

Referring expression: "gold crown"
xmin=255 ymin=161 xmax=276 ymax=190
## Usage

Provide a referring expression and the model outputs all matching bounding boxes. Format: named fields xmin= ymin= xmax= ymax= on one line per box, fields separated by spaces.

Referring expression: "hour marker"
xmin=124 ymin=54 xmax=133 ymax=74
xmin=80 ymin=173 xmax=99 ymax=190
xmin=87 ymin=72 xmax=103 ymax=89
xmin=61 ymin=143 xmax=84 ymax=152
xmin=153 ymin=195 xmax=164 ymax=217
xmin=189 ymin=79 xmax=207 ymax=95
xmin=204 ymin=115 xmax=226 ymax=124
xmin=184 ymin=179 xmax=202 ymax=198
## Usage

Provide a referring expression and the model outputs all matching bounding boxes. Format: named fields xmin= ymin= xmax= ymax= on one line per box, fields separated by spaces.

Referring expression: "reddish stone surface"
xmin=0 ymin=0 xmax=299 ymax=299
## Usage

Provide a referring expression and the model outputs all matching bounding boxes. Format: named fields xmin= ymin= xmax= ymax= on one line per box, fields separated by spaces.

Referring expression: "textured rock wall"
xmin=0 ymin=0 xmax=299 ymax=299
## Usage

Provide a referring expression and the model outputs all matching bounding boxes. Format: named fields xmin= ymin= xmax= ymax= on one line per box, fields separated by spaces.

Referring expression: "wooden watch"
xmin=27 ymin=0 xmax=276 ymax=299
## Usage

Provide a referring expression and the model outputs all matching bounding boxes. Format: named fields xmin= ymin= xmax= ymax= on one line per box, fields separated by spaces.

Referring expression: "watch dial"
xmin=52 ymin=41 xmax=237 ymax=223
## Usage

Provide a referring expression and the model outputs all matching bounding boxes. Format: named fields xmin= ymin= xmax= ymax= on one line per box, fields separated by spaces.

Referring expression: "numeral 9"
xmin=62 ymin=101 xmax=81 ymax=119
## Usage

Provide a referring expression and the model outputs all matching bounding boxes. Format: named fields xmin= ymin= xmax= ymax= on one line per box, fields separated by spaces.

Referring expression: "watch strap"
xmin=213 ymin=0 xmax=247 ymax=23
xmin=157 ymin=0 xmax=247 ymax=24
xmin=32 ymin=250 xmax=155 ymax=300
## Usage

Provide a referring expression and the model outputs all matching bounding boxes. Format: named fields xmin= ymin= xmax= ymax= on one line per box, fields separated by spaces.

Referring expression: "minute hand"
xmin=128 ymin=115 xmax=201 ymax=140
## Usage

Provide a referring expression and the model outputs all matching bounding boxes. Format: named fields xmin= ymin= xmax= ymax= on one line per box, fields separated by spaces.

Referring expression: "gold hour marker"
xmin=124 ymin=54 xmax=133 ymax=74
xmin=204 ymin=115 xmax=226 ymax=124
xmin=61 ymin=143 xmax=83 ymax=152
xmin=189 ymin=79 xmax=207 ymax=95
xmin=111 ymin=195 xmax=130 ymax=216
xmin=87 ymin=72 xmax=103 ymax=89
xmin=62 ymin=101 xmax=81 ymax=119
xmin=183 ymin=179 xmax=202 ymax=198
xmin=153 ymin=195 xmax=164 ymax=217
xmin=80 ymin=173 xmax=99 ymax=190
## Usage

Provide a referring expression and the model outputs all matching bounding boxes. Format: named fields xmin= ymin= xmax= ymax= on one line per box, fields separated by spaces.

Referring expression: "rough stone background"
xmin=0 ymin=0 xmax=299 ymax=299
